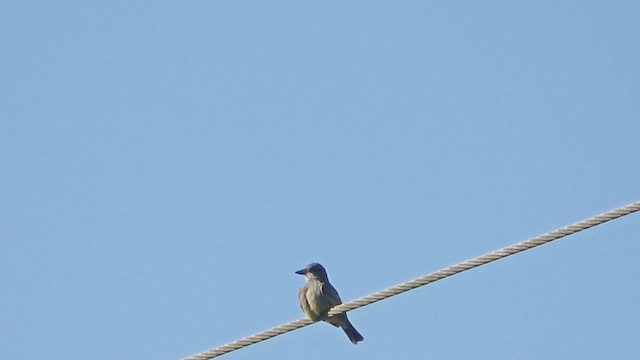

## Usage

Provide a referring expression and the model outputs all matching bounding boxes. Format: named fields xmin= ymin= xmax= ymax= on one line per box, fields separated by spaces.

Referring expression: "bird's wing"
xmin=321 ymin=282 xmax=343 ymax=307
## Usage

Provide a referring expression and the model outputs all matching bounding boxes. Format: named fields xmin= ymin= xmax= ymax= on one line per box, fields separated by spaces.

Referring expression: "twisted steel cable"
xmin=184 ymin=201 xmax=640 ymax=360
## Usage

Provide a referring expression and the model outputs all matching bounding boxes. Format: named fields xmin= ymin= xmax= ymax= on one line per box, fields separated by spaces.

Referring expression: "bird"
xmin=295 ymin=263 xmax=364 ymax=344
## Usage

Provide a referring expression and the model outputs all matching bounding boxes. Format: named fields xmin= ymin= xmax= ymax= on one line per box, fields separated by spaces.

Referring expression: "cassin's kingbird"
xmin=295 ymin=263 xmax=364 ymax=344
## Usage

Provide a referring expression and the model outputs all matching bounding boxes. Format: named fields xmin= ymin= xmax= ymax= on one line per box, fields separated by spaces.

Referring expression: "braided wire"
xmin=183 ymin=201 xmax=640 ymax=360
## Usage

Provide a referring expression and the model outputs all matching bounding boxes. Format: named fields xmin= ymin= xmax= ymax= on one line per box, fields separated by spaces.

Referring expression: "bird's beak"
xmin=295 ymin=269 xmax=306 ymax=275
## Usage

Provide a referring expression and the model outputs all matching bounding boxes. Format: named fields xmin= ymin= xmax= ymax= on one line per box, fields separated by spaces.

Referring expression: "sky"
xmin=2 ymin=1 xmax=640 ymax=359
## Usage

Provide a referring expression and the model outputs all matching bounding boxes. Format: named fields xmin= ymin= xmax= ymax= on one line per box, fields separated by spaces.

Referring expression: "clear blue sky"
xmin=2 ymin=2 xmax=639 ymax=359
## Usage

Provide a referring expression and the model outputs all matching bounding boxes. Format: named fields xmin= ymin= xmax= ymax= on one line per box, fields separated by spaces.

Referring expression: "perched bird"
xmin=295 ymin=263 xmax=364 ymax=344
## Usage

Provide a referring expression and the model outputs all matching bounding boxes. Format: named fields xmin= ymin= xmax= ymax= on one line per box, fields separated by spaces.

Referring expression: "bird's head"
xmin=295 ymin=262 xmax=329 ymax=281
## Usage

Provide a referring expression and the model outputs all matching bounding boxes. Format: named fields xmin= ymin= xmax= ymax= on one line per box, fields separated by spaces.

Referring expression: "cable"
xmin=183 ymin=201 xmax=640 ymax=360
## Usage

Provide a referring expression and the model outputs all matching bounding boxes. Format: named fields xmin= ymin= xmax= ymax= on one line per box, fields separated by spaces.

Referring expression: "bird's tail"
xmin=342 ymin=322 xmax=364 ymax=344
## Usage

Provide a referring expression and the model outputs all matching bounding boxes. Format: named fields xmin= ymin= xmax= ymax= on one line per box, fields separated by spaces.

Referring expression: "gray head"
xmin=295 ymin=263 xmax=329 ymax=281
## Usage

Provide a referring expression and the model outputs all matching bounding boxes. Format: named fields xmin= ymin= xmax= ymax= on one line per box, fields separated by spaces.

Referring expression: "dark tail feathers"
xmin=342 ymin=323 xmax=364 ymax=344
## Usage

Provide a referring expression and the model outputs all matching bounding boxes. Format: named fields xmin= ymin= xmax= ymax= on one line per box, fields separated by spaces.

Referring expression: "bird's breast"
xmin=304 ymin=282 xmax=329 ymax=319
